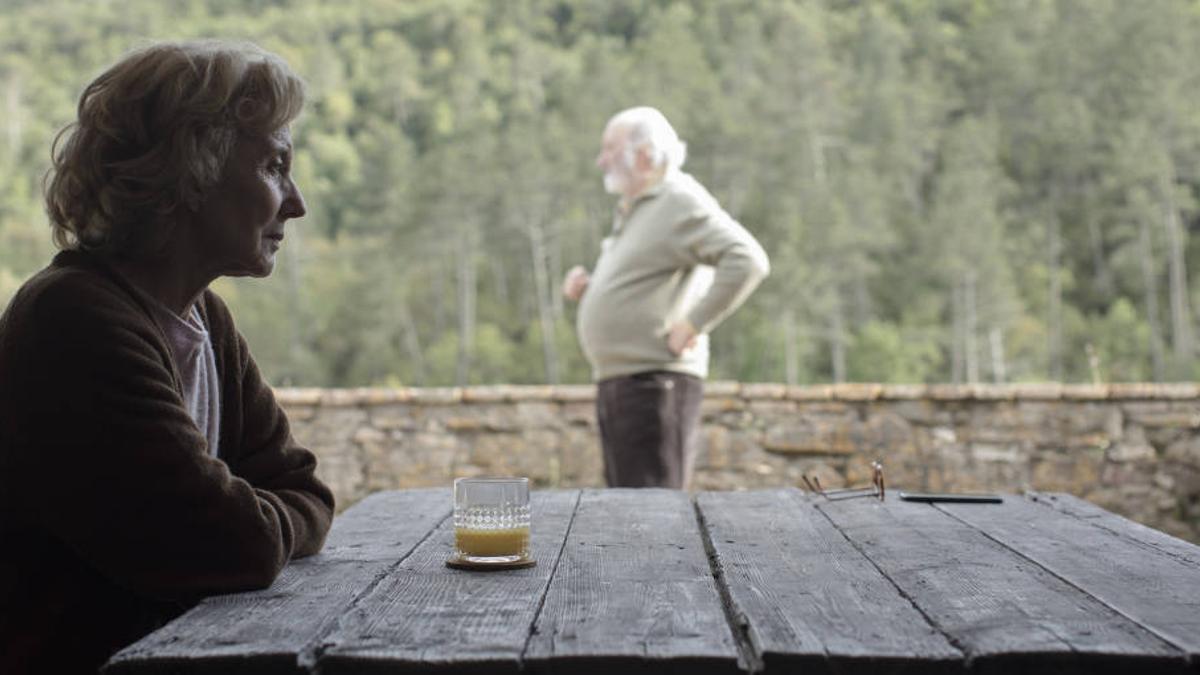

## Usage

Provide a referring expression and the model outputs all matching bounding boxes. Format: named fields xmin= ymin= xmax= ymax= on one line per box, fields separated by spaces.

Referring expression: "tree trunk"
xmin=1139 ymin=215 xmax=1165 ymax=381
xmin=455 ymin=228 xmax=476 ymax=386
xmin=965 ymin=272 xmax=979 ymax=384
xmin=1162 ymin=170 xmax=1193 ymax=369
xmin=1048 ymin=212 xmax=1064 ymax=381
xmin=397 ymin=297 xmax=426 ymax=385
xmin=283 ymin=223 xmax=306 ymax=386
xmin=4 ymin=76 xmax=21 ymax=159
xmin=830 ymin=290 xmax=846 ymax=384
xmin=784 ymin=307 xmax=799 ymax=386
xmin=528 ymin=221 xmax=561 ymax=384
xmin=950 ymin=279 xmax=964 ymax=384
xmin=1086 ymin=214 xmax=1114 ymax=300
xmin=989 ymin=327 xmax=1006 ymax=384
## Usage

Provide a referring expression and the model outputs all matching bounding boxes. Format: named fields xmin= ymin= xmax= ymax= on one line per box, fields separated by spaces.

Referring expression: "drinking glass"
xmin=453 ymin=477 xmax=531 ymax=564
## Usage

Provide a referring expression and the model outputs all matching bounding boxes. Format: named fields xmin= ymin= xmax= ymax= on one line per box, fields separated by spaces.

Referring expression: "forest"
xmin=2 ymin=0 xmax=1200 ymax=386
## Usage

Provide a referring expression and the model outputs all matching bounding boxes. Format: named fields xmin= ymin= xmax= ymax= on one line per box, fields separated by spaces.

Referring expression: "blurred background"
xmin=3 ymin=0 xmax=1200 ymax=387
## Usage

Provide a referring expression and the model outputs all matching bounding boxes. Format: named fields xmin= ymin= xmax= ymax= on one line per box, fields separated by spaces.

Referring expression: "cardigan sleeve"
xmin=13 ymin=275 xmax=329 ymax=600
xmin=219 ymin=320 xmax=334 ymax=561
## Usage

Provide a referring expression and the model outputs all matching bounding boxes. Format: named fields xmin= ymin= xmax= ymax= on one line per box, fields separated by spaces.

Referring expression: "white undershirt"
xmin=147 ymin=301 xmax=221 ymax=457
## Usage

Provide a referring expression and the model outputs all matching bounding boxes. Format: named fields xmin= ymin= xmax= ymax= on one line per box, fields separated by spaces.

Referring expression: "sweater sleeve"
xmin=673 ymin=201 xmax=771 ymax=335
xmin=221 ymin=323 xmax=334 ymax=561
xmin=15 ymin=277 xmax=328 ymax=600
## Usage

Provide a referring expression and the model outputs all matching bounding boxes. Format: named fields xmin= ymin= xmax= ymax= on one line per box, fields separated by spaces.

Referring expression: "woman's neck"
xmin=110 ymin=251 xmax=210 ymax=317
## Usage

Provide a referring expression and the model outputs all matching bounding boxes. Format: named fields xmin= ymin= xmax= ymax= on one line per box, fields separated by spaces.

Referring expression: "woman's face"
xmin=193 ymin=127 xmax=306 ymax=279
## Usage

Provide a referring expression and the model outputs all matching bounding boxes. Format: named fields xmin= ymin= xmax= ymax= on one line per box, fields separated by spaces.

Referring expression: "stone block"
xmin=461 ymin=386 xmax=511 ymax=403
xmin=463 ymin=431 xmax=519 ymax=470
xmin=1008 ymin=383 xmax=1063 ymax=400
xmin=832 ymin=383 xmax=883 ymax=401
xmin=699 ymin=425 xmax=731 ymax=470
xmin=926 ymin=384 xmax=974 ymax=400
xmin=889 ymin=399 xmax=955 ymax=426
xmin=321 ymin=388 xmax=364 ymax=407
xmin=561 ymin=401 xmax=595 ymax=426
xmin=369 ymin=404 xmax=419 ymax=431
xmin=352 ymin=426 xmax=386 ymax=444
xmin=1165 ymin=437 xmax=1200 ymax=468
xmin=1122 ymin=402 xmax=1200 ymax=429
xmin=863 ymin=411 xmax=917 ymax=454
xmin=292 ymin=408 xmax=368 ymax=448
xmin=513 ymin=401 xmax=563 ymax=429
xmin=742 ymin=382 xmax=787 ymax=399
xmin=786 ymin=385 xmax=834 ymax=400
xmin=1110 ymin=382 xmax=1200 ymax=399
xmin=748 ymin=399 xmax=798 ymax=417
xmin=275 ymin=387 xmax=323 ymax=405
xmin=1030 ymin=451 xmax=1103 ymax=493
xmin=879 ymin=384 xmax=926 ymax=400
xmin=705 ymin=380 xmax=741 ymax=397
xmin=970 ymin=384 xmax=1016 ymax=400
xmin=507 ymin=385 xmax=555 ymax=401
xmin=409 ymin=387 xmax=463 ymax=404
xmin=311 ymin=446 xmax=365 ymax=511
xmin=762 ymin=415 xmax=859 ymax=456
xmin=701 ymin=397 xmax=745 ymax=415
xmin=557 ymin=427 xmax=603 ymax=486
xmin=551 ymin=384 xmax=595 ymax=402
xmin=971 ymin=443 xmax=1021 ymax=464
xmin=1107 ymin=425 xmax=1156 ymax=462
xmin=1061 ymin=384 xmax=1109 ymax=400
xmin=281 ymin=405 xmax=318 ymax=422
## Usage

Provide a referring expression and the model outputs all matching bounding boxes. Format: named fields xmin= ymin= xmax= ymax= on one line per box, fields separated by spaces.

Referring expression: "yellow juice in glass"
xmin=453 ymin=477 xmax=531 ymax=563
xmin=454 ymin=525 xmax=530 ymax=559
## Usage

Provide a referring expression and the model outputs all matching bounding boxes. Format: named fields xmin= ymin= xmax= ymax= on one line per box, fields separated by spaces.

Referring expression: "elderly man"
xmin=563 ymin=106 xmax=770 ymax=489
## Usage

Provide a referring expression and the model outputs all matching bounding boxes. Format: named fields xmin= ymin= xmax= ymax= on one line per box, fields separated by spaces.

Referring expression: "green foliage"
xmin=3 ymin=0 xmax=1200 ymax=385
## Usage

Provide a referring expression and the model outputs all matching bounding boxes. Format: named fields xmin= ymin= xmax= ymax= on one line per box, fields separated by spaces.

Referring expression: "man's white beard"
xmin=603 ymin=170 xmax=626 ymax=195
xmin=604 ymin=165 xmax=633 ymax=194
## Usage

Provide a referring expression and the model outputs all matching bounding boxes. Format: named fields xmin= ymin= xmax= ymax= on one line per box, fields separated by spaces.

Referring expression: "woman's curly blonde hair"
xmin=45 ymin=40 xmax=305 ymax=258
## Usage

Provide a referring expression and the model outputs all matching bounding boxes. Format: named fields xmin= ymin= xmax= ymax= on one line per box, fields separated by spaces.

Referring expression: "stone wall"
xmin=277 ymin=382 xmax=1200 ymax=543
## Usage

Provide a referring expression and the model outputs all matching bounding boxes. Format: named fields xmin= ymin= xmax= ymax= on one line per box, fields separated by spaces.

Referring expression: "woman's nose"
xmin=282 ymin=180 xmax=307 ymax=220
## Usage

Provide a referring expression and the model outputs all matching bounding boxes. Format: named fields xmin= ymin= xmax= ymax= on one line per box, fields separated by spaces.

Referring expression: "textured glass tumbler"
xmin=453 ymin=477 xmax=531 ymax=563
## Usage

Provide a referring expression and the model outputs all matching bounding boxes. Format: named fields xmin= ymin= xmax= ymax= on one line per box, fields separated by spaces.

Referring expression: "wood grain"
xmin=522 ymin=489 xmax=742 ymax=675
xmin=940 ymin=494 xmax=1200 ymax=664
xmin=818 ymin=497 xmax=1188 ymax=674
xmin=314 ymin=490 xmax=580 ymax=675
xmin=697 ymin=488 xmax=962 ymax=674
xmin=104 ymin=489 xmax=450 ymax=675
xmin=1026 ymin=492 xmax=1200 ymax=567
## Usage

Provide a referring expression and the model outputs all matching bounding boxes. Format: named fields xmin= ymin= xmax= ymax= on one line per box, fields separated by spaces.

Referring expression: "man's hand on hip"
xmin=666 ymin=320 xmax=698 ymax=356
xmin=562 ymin=265 xmax=590 ymax=302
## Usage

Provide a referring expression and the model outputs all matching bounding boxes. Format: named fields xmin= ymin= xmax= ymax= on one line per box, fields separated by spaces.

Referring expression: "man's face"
xmin=596 ymin=124 xmax=637 ymax=197
xmin=192 ymin=127 xmax=306 ymax=279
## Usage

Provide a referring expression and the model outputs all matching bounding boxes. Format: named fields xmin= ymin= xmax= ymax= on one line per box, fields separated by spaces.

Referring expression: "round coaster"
xmin=445 ymin=555 xmax=537 ymax=571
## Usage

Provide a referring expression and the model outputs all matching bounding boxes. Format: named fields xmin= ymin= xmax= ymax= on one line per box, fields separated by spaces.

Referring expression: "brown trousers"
xmin=596 ymin=371 xmax=704 ymax=488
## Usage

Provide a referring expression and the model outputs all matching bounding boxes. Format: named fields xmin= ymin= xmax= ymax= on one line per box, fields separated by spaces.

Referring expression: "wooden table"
xmin=104 ymin=488 xmax=1200 ymax=674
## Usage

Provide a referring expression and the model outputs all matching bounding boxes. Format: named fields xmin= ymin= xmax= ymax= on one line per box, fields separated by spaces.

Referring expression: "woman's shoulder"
xmin=4 ymin=251 xmax=138 ymax=328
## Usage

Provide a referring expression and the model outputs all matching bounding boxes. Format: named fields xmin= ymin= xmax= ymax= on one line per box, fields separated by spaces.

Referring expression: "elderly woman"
xmin=0 ymin=41 xmax=334 ymax=673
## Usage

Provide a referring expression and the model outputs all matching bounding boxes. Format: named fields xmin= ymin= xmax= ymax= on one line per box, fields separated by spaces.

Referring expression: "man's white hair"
xmin=608 ymin=106 xmax=688 ymax=172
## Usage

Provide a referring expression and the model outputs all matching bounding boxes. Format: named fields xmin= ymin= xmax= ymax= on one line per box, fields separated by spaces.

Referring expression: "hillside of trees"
xmin=3 ymin=0 xmax=1200 ymax=386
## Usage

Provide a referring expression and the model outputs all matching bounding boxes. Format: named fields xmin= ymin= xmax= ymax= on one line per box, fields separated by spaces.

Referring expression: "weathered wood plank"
xmin=523 ymin=488 xmax=742 ymax=675
xmin=103 ymin=489 xmax=450 ymax=675
xmin=818 ymin=497 xmax=1188 ymax=674
xmin=315 ymin=490 xmax=580 ymax=675
xmin=1026 ymin=492 xmax=1200 ymax=567
xmin=939 ymin=494 xmax=1200 ymax=664
xmin=697 ymin=489 xmax=962 ymax=674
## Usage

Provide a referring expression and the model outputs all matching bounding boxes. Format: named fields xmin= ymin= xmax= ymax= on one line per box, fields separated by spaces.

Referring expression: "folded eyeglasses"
xmin=802 ymin=460 xmax=885 ymax=502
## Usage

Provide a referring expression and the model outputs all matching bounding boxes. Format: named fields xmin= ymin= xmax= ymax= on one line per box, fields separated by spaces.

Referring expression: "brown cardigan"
xmin=0 ymin=250 xmax=335 ymax=674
